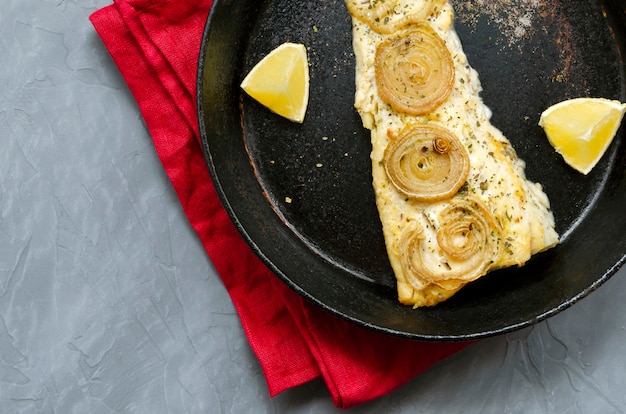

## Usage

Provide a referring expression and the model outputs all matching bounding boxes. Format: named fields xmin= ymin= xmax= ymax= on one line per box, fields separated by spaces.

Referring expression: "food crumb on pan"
xmin=454 ymin=0 xmax=584 ymax=90
xmin=454 ymin=0 xmax=547 ymax=45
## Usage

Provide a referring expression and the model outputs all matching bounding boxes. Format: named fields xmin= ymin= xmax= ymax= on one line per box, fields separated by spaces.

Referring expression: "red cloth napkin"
xmin=90 ymin=0 xmax=474 ymax=408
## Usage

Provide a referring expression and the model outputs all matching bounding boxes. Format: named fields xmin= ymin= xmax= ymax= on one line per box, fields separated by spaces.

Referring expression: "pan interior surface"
xmin=197 ymin=0 xmax=626 ymax=340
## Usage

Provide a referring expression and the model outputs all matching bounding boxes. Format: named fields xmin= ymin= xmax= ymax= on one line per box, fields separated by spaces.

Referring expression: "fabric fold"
xmin=90 ymin=1 xmax=320 ymax=397
xmin=89 ymin=0 xmax=474 ymax=408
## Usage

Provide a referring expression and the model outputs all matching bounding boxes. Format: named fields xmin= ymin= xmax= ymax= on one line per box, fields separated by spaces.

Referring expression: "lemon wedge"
xmin=240 ymin=43 xmax=310 ymax=123
xmin=539 ymin=97 xmax=626 ymax=174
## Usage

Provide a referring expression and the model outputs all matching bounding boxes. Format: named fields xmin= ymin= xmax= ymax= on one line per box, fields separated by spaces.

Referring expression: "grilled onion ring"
xmin=384 ymin=123 xmax=469 ymax=202
xmin=399 ymin=197 xmax=501 ymax=290
xmin=375 ymin=25 xmax=454 ymax=115
xmin=345 ymin=0 xmax=446 ymax=34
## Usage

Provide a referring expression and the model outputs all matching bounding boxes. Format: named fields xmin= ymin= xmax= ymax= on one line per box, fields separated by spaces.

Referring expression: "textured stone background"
xmin=1 ymin=1 xmax=625 ymax=412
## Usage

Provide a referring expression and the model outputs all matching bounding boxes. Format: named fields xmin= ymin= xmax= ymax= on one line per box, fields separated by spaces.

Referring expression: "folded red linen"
xmin=89 ymin=0 xmax=473 ymax=408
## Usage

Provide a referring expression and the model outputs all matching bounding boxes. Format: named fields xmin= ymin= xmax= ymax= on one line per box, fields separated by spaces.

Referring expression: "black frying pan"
xmin=197 ymin=0 xmax=626 ymax=341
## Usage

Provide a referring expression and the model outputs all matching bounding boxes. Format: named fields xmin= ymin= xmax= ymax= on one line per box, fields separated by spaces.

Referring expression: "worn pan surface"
xmin=197 ymin=0 xmax=626 ymax=340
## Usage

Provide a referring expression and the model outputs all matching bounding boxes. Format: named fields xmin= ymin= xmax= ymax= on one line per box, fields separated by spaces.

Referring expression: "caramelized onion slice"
xmin=345 ymin=0 xmax=446 ymax=34
xmin=375 ymin=24 xmax=454 ymax=115
xmin=399 ymin=197 xmax=502 ymax=290
xmin=384 ymin=123 xmax=470 ymax=202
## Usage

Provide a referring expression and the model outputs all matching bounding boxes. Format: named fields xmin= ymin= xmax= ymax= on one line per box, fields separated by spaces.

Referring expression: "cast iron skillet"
xmin=197 ymin=0 xmax=626 ymax=341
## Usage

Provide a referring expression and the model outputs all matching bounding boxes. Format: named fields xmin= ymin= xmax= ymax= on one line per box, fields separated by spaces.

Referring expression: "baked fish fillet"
xmin=345 ymin=0 xmax=559 ymax=307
